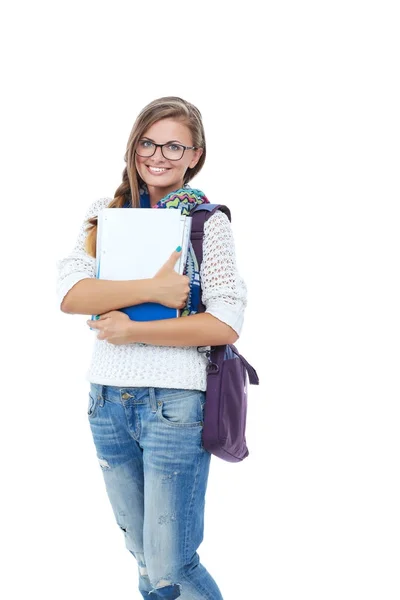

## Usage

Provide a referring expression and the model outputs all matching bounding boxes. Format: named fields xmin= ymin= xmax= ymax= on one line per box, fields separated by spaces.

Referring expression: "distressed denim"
xmin=87 ymin=383 xmax=223 ymax=600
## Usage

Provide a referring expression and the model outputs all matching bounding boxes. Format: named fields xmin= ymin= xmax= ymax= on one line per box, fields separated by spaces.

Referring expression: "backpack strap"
xmin=190 ymin=204 xmax=231 ymax=314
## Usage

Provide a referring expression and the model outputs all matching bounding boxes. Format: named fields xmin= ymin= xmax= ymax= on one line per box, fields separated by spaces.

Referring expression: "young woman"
xmin=57 ymin=96 xmax=247 ymax=599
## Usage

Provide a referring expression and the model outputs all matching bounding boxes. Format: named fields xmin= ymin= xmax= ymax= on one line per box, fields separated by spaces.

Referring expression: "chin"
xmin=144 ymin=176 xmax=182 ymax=190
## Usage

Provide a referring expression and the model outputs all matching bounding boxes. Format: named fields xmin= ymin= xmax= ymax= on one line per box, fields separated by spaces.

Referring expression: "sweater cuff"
xmin=205 ymin=301 xmax=244 ymax=337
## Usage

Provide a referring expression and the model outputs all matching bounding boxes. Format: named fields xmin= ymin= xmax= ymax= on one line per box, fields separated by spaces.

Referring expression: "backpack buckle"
xmin=197 ymin=346 xmax=212 ymax=359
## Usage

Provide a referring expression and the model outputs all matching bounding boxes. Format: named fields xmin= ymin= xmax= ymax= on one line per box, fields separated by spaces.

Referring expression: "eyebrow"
xmin=141 ymin=137 xmax=184 ymax=145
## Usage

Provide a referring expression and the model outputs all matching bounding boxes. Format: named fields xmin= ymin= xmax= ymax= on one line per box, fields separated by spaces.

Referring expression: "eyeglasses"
xmin=135 ymin=139 xmax=198 ymax=161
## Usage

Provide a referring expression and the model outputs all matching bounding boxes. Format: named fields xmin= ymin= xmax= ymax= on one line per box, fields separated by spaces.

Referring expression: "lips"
xmin=146 ymin=165 xmax=170 ymax=174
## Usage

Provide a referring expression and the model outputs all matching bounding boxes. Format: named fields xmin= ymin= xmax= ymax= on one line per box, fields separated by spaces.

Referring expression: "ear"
xmin=189 ymin=147 xmax=203 ymax=169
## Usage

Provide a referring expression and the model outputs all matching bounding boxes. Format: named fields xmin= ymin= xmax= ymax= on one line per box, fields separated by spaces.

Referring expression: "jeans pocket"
xmin=156 ymin=389 xmax=205 ymax=428
xmin=87 ymin=392 xmax=99 ymax=419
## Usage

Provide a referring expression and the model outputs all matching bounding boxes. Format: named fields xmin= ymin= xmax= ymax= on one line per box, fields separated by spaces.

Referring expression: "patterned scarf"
xmin=135 ymin=184 xmax=210 ymax=316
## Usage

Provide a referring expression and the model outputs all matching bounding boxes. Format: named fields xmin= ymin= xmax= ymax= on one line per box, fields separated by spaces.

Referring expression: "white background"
xmin=1 ymin=1 xmax=399 ymax=598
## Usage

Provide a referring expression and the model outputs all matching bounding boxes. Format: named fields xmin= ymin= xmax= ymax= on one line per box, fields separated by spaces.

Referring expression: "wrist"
xmin=139 ymin=278 xmax=158 ymax=304
xmin=127 ymin=318 xmax=140 ymax=343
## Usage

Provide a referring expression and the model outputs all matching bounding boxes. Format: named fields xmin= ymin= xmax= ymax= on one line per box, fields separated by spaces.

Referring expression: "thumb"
xmin=157 ymin=247 xmax=182 ymax=274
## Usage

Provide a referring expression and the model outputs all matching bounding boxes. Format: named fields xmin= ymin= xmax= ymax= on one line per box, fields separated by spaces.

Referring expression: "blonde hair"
xmin=84 ymin=96 xmax=206 ymax=257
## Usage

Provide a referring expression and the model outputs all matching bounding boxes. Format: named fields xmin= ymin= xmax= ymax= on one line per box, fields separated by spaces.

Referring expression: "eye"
xmin=166 ymin=143 xmax=182 ymax=152
xmin=138 ymin=139 xmax=154 ymax=148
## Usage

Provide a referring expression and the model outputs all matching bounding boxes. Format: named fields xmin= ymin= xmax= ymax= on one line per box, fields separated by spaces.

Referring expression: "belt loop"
xmin=100 ymin=385 xmax=106 ymax=406
xmin=148 ymin=387 xmax=157 ymax=413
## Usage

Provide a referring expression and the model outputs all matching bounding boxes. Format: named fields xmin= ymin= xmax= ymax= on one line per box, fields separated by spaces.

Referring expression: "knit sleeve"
xmin=200 ymin=210 xmax=247 ymax=336
xmin=56 ymin=197 xmax=110 ymax=307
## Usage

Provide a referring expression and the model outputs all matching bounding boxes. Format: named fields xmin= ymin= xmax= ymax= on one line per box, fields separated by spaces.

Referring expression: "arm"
xmin=57 ymin=197 xmax=111 ymax=313
xmin=126 ymin=311 xmax=238 ymax=346
xmin=61 ymin=277 xmax=158 ymax=315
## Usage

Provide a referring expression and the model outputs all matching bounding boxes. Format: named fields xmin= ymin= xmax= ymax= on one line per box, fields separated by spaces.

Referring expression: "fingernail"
xmin=176 ymin=246 xmax=182 ymax=252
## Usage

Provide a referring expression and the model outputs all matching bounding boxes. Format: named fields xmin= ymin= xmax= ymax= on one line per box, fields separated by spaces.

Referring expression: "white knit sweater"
xmin=56 ymin=197 xmax=247 ymax=391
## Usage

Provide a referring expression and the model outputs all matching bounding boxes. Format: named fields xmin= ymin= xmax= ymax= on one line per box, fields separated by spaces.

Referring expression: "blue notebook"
xmin=92 ymin=207 xmax=192 ymax=324
xmin=119 ymin=302 xmax=178 ymax=321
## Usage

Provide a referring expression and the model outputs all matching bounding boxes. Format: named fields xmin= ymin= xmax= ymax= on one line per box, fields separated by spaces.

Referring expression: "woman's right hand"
xmin=152 ymin=249 xmax=190 ymax=309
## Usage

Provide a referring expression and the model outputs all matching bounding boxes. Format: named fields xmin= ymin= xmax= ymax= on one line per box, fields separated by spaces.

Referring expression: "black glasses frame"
xmin=135 ymin=140 xmax=198 ymax=161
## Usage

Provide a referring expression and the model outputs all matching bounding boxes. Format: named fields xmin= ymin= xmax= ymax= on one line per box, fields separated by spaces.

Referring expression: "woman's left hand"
xmin=86 ymin=311 xmax=135 ymax=345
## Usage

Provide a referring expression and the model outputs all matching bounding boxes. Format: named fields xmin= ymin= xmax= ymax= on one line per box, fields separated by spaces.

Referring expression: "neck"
xmin=148 ymin=182 xmax=184 ymax=207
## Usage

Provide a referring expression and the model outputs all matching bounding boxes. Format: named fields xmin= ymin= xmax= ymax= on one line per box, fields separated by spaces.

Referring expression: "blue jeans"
xmin=87 ymin=383 xmax=223 ymax=600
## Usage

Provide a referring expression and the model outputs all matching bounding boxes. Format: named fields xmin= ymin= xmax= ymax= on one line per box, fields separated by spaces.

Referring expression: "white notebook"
xmin=93 ymin=208 xmax=192 ymax=322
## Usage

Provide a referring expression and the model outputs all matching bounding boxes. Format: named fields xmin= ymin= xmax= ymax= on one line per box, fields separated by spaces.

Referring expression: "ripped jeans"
xmin=87 ymin=383 xmax=224 ymax=600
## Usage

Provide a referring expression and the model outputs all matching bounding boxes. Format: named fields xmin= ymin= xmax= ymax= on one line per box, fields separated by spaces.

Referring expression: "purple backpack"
xmin=190 ymin=204 xmax=259 ymax=462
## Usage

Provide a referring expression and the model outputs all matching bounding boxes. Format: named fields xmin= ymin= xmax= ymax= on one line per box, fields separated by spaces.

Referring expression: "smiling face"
xmin=134 ymin=118 xmax=203 ymax=205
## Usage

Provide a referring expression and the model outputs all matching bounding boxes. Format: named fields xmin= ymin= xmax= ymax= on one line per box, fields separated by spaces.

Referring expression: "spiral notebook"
xmin=92 ymin=208 xmax=192 ymax=323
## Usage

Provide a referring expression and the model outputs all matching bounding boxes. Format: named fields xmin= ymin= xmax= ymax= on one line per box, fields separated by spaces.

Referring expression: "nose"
xmin=152 ymin=145 xmax=166 ymax=161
